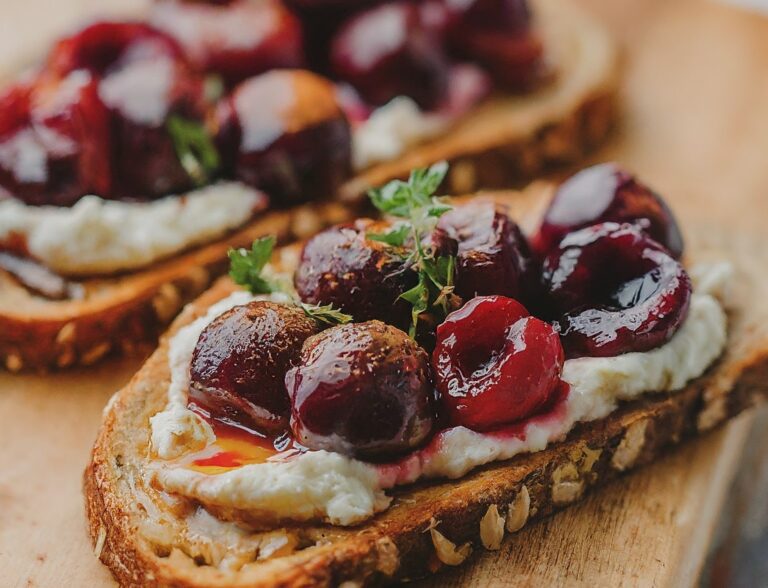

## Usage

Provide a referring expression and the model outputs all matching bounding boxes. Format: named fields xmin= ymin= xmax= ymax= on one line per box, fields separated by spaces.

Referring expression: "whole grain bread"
xmin=0 ymin=0 xmax=619 ymax=372
xmin=84 ymin=188 xmax=768 ymax=587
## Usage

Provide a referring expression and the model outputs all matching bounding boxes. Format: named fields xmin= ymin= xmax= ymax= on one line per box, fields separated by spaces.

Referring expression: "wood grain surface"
xmin=2 ymin=0 xmax=768 ymax=587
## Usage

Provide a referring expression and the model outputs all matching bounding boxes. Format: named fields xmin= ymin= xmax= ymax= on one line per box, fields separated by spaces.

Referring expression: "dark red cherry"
xmin=99 ymin=53 xmax=208 ymax=199
xmin=46 ymin=22 xmax=183 ymax=77
xmin=444 ymin=0 xmax=533 ymax=32
xmin=0 ymin=72 xmax=111 ymax=207
xmin=189 ymin=301 xmax=320 ymax=433
xmin=542 ymin=223 xmax=692 ymax=358
xmin=432 ymin=201 xmax=533 ymax=302
xmin=330 ymin=2 xmax=450 ymax=110
xmin=294 ymin=219 xmax=417 ymax=329
xmin=150 ymin=0 xmax=304 ymax=86
xmin=287 ymin=320 xmax=435 ymax=458
xmin=214 ymin=70 xmax=351 ymax=205
xmin=533 ymin=163 xmax=685 ymax=259
xmin=433 ymin=295 xmax=563 ymax=431
xmin=442 ymin=0 xmax=542 ymax=90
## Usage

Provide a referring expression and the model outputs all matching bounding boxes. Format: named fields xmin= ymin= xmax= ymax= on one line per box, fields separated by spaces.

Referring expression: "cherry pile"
xmin=189 ymin=164 xmax=694 ymax=461
xmin=0 ymin=0 xmax=543 ymax=207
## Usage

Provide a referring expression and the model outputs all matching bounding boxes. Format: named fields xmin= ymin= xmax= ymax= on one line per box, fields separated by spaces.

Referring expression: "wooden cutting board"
xmin=2 ymin=0 xmax=768 ymax=586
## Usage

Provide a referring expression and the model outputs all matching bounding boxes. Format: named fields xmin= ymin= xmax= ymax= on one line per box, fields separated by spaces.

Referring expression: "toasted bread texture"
xmin=340 ymin=0 xmax=620 ymax=201
xmin=84 ymin=188 xmax=768 ymax=587
xmin=0 ymin=202 xmax=351 ymax=372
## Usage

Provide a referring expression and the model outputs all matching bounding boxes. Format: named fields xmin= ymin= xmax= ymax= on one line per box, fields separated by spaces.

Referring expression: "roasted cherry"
xmin=214 ymin=70 xmax=351 ymax=205
xmin=46 ymin=22 xmax=183 ymax=77
xmin=330 ymin=2 xmax=450 ymax=110
xmin=443 ymin=0 xmax=543 ymax=90
xmin=432 ymin=201 xmax=533 ymax=302
xmin=43 ymin=21 xmax=210 ymax=200
xmin=0 ymin=73 xmax=111 ymax=206
xmin=286 ymin=320 xmax=435 ymax=458
xmin=433 ymin=295 xmax=563 ymax=431
xmin=541 ymin=222 xmax=692 ymax=358
xmin=294 ymin=219 xmax=417 ymax=329
xmin=150 ymin=0 xmax=304 ymax=86
xmin=533 ymin=163 xmax=684 ymax=259
xmin=189 ymin=301 xmax=320 ymax=432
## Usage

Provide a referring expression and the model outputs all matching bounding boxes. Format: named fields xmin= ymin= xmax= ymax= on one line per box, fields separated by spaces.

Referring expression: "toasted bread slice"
xmin=0 ymin=0 xmax=617 ymax=372
xmin=84 ymin=187 xmax=768 ymax=587
xmin=340 ymin=0 xmax=620 ymax=200
xmin=0 ymin=202 xmax=351 ymax=372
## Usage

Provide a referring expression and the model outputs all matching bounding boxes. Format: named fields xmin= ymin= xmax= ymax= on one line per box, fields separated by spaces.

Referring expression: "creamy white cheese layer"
xmin=0 ymin=182 xmax=264 ymax=276
xmin=149 ymin=263 xmax=730 ymax=526
xmin=351 ymin=97 xmax=450 ymax=171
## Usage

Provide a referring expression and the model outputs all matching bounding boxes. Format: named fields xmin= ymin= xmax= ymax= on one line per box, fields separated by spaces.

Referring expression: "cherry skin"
xmin=189 ymin=301 xmax=320 ymax=433
xmin=214 ymin=69 xmax=351 ymax=206
xmin=330 ymin=2 xmax=450 ymax=110
xmin=294 ymin=219 xmax=417 ymax=329
xmin=532 ymin=163 xmax=685 ymax=259
xmin=433 ymin=295 xmax=564 ymax=431
xmin=541 ymin=222 xmax=692 ymax=358
xmin=442 ymin=0 xmax=543 ymax=90
xmin=45 ymin=22 xmax=183 ymax=77
xmin=150 ymin=0 xmax=304 ymax=86
xmin=42 ymin=21 xmax=210 ymax=201
xmin=286 ymin=320 xmax=435 ymax=459
xmin=432 ymin=201 xmax=533 ymax=302
xmin=0 ymin=72 xmax=111 ymax=207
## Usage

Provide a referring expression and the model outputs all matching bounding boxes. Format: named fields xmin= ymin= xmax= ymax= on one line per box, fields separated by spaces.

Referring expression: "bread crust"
xmin=1 ymin=0 xmax=619 ymax=372
xmin=84 ymin=189 xmax=768 ymax=587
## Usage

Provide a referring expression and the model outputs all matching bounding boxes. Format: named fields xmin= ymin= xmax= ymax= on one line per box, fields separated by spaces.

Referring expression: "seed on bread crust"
xmin=698 ymin=393 xmax=728 ymax=432
xmin=429 ymin=523 xmax=472 ymax=566
xmin=552 ymin=462 xmax=584 ymax=504
xmin=55 ymin=322 xmax=77 ymax=345
xmin=611 ymin=419 xmax=648 ymax=471
xmin=4 ymin=353 xmax=22 ymax=372
xmin=479 ymin=504 xmax=505 ymax=550
xmin=506 ymin=485 xmax=531 ymax=533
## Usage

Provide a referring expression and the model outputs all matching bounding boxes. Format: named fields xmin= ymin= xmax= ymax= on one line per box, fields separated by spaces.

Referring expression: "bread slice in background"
xmin=0 ymin=0 xmax=618 ymax=372
xmin=340 ymin=0 xmax=620 ymax=201
xmin=84 ymin=187 xmax=768 ymax=587
xmin=0 ymin=202 xmax=351 ymax=372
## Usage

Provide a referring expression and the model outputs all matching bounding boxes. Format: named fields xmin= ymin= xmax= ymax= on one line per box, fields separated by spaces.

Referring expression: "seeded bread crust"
xmin=84 ymin=188 xmax=768 ymax=587
xmin=0 ymin=202 xmax=351 ymax=373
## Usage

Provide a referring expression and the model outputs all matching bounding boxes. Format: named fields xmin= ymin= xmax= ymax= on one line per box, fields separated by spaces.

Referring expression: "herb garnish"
xmin=367 ymin=161 xmax=458 ymax=337
xmin=228 ymin=236 xmax=353 ymax=326
xmin=167 ymin=115 xmax=220 ymax=186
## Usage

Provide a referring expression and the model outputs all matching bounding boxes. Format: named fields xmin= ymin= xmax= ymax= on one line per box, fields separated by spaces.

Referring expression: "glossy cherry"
xmin=46 ymin=22 xmax=183 ymax=77
xmin=287 ymin=320 xmax=435 ymax=458
xmin=441 ymin=0 xmax=543 ymax=90
xmin=41 ymin=21 xmax=210 ymax=201
xmin=433 ymin=295 xmax=563 ymax=431
xmin=532 ymin=163 xmax=685 ymax=259
xmin=330 ymin=2 xmax=450 ymax=109
xmin=150 ymin=0 xmax=304 ymax=86
xmin=214 ymin=69 xmax=351 ymax=205
xmin=0 ymin=72 xmax=111 ymax=206
xmin=432 ymin=201 xmax=533 ymax=302
xmin=541 ymin=222 xmax=692 ymax=358
xmin=294 ymin=219 xmax=417 ymax=328
xmin=189 ymin=301 xmax=320 ymax=433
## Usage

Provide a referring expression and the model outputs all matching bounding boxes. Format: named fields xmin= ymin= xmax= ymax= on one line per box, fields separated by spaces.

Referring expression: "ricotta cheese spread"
xmin=351 ymin=97 xmax=450 ymax=171
xmin=149 ymin=262 xmax=730 ymax=526
xmin=0 ymin=182 xmax=266 ymax=276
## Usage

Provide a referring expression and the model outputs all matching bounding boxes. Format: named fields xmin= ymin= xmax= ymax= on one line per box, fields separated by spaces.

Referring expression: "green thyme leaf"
xmin=368 ymin=162 xmax=458 ymax=338
xmin=300 ymin=302 xmax=354 ymax=326
xmin=367 ymin=223 xmax=411 ymax=247
xmin=228 ymin=236 xmax=279 ymax=294
xmin=167 ymin=115 xmax=220 ymax=186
